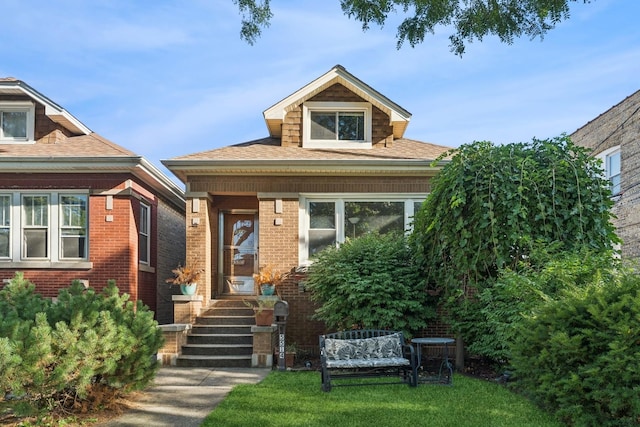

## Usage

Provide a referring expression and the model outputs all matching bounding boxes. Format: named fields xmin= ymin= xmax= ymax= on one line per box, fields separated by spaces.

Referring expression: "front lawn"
xmin=202 ymin=371 xmax=561 ymax=427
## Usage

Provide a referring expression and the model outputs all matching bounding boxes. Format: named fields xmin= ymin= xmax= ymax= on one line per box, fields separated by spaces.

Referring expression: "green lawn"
xmin=202 ymin=371 xmax=561 ymax=427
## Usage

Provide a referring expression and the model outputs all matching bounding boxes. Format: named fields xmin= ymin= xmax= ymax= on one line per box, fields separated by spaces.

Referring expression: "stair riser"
xmin=188 ymin=335 xmax=252 ymax=345
xmin=182 ymin=347 xmax=253 ymax=356
xmin=201 ymin=308 xmax=254 ymax=316
xmin=196 ymin=317 xmax=255 ymax=326
xmin=192 ymin=326 xmax=252 ymax=334
xmin=176 ymin=358 xmax=252 ymax=368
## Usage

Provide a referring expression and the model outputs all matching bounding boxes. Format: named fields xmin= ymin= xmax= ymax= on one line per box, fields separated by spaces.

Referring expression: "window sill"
xmin=0 ymin=261 xmax=93 ymax=270
xmin=139 ymin=263 xmax=156 ymax=273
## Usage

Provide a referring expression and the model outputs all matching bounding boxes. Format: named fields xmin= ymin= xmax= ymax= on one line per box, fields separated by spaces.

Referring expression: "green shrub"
xmin=510 ymin=269 xmax=640 ymax=426
xmin=465 ymin=249 xmax=618 ymax=363
xmin=0 ymin=274 xmax=163 ymax=413
xmin=306 ymin=233 xmax=435 ymax=337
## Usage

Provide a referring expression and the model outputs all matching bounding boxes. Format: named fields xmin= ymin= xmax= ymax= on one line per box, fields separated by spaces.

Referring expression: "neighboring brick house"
xmin=571 ymin=89 xmax=640 ymax=266
xmin=0 ymin=78 xmax=185 ymax=323
xmin=163 ymin=65 xmax=452 ymax=350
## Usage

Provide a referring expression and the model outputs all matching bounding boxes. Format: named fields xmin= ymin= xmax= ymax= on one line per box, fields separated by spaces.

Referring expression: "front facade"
xmin=164 ymin=66 xmax=452 ymax=349
xmin=0 ymin=78 xmax=185 ymax=323
xmin=571 ymin=89 xmax=640 ymax=266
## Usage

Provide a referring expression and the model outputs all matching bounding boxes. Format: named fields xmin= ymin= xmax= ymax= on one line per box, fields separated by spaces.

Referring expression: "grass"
xmin=202 ymin=371 xmax=561 ymax=427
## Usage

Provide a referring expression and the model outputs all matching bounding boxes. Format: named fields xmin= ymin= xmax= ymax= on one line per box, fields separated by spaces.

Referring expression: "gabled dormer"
xmin=0 ymin=78 xmax=91 ymax=144
xmin=263 ymin=65 xmax=411 ymax=149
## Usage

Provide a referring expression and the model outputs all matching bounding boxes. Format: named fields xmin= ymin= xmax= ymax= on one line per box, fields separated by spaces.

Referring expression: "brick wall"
xmin=189 ymin=175 xmax=431 ymax=194
xmin=0 ymin=173 xmax=182 ymax=318
xmin=572 ymin=90 xmax=640 ymax=265
xmin=156 ymin=199 xmax=186 ymax=324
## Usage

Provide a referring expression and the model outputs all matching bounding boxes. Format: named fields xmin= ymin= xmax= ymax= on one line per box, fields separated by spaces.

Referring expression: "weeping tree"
xmin=410 ymin=135 xmax=619 ymax=367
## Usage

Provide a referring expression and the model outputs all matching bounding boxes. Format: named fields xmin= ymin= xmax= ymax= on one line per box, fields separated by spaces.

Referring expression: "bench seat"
xmin=319 ymin=330 xmax=418 ymax=392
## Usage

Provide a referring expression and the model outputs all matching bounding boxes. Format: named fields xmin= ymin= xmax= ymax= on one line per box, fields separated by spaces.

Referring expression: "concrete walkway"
xmin=98 ymin=367 xmax=271 ymax=427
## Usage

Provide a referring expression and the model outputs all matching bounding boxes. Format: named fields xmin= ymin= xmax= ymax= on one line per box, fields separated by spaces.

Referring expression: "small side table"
xmin=411 ymin=337 xmax=454 ymax=385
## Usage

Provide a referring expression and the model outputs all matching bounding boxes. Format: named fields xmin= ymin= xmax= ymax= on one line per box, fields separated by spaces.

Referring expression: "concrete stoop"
xmin=176 ymin=299 xmax=256 ymax=368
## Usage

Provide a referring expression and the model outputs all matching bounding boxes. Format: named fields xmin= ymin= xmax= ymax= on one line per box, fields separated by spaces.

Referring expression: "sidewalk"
xmin=98 ymin=367 xmax=271 ymax=427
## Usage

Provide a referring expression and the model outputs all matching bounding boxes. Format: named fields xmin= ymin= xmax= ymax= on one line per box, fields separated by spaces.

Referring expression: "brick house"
xmin=0 ymin=78 xmax=185 ymax=324
xmin=571 ymin=89 xmax=640 ymax=265
xmin=163 ymin=65 xmax=452 ymax=355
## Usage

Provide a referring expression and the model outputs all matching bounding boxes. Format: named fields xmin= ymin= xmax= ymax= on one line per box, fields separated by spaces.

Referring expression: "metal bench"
xmin=319 ymin=329 xmax=418 ymax=392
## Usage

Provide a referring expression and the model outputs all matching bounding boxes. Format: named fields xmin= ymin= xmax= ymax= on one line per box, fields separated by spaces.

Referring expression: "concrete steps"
xmin=176 ymin=299 xmax=257 ymax=368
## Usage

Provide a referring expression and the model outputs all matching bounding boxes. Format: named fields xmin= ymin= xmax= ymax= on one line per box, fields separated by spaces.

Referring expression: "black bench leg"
xmin=321 ymin=367 xmax=332 ymax=392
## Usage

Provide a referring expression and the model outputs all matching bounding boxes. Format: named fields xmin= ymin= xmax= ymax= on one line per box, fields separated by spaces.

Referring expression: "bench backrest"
xmin=320 ymin=330 xmax=405 ymax=361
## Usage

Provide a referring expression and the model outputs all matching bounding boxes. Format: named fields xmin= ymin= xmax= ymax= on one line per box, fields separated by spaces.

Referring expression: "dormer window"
xmin=303 ymin=102 xmax=372 ymax=148
xmin=0 ymin=101 xmax=35 ymax=143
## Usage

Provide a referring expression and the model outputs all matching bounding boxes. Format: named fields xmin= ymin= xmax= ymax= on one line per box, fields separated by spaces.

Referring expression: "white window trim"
xmin=59 ymin=194 xmax=88 ymax=260
xmin=302 ymin=101 xmax=372 ymax=149
xmin=0 ymin=101 xmax=35 ymax=143
xmin=0 ymin=191 xmax=89 ymax=265
xmin=596 ymin=145 xmax=621 ymax=196
xmin=21 ymin=193 xmax=50 ymax=260
xmin=298 ymin=193 xmax=427 ymax=265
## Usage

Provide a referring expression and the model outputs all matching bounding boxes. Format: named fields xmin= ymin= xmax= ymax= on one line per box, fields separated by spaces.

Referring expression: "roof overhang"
xmin=162 ymin=158 xmax=448 ymax=184
xmin=0 ymin=79 xmax=91 ymax=135
xmin=0 ymin=156 xmax=185 ymax=210
xmin=263 ymin=65 xmax=411 ymax=139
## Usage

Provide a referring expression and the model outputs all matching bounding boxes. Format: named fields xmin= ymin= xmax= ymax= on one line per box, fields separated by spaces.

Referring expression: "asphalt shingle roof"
xmin=170 ymin=137 xmax=453 ymax=162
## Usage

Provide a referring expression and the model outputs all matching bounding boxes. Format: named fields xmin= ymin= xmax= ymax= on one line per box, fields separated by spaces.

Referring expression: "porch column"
xmin=185 ymin=192 xmax=213 ymax=303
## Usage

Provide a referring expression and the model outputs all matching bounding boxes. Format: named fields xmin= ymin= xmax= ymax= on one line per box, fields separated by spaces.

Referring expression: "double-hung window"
xmin=301 ymin=195 xmax=425 ymax=263
xmin=303 ymin=102 xmax=372 ymax=148
xmin=60 ymin=195 xmax=88 ymax=259
xmin=22 ymin=195 xmax=49 ymax=258
xmin=0 ymin=192 xmax=88 ymax=263
xmin=0 ymin=195 xmax=10 ymax=258
xmin=0 ymin=102 xmax=35 ymax=142
xmin=598 ymin=146 xmax=621 ymax=197
xmin=139 ymin=202 xmax=150 ymax=264
xmin=606 ymin=150 xmax=621 ymax=196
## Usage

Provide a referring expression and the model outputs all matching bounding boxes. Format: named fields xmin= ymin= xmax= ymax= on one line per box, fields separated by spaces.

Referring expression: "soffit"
xmin=0 ymin=78 xmax=91 ymax=135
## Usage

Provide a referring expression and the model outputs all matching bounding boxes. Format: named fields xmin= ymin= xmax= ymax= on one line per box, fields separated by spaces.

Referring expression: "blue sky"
xmin=2 ymin=1 xmax=639 ymax=183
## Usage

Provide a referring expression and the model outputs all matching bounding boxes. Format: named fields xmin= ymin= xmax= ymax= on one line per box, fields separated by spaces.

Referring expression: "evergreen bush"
xmin=510 ymin=269 xmax=640 ymax=426
xmin=306 ymin=232 xmax=435 ymax=337
xmin=466 ymin=249 xmax=618 ymax=363
xmin=0 ymin=273 xmax=163 ymax=414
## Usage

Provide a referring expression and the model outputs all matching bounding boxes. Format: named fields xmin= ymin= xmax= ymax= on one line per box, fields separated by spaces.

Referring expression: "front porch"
xmin=158 ymin=297 xmax=280 ymax=368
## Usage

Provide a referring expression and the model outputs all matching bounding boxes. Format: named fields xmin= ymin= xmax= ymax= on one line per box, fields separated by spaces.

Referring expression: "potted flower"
xmin=244 ymin=298 xmax=278 ymax=326
xmin=166 ymin=262 xmax=204 ymax=295
xmin=253 ymin=265 xmax=285 ymax=296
